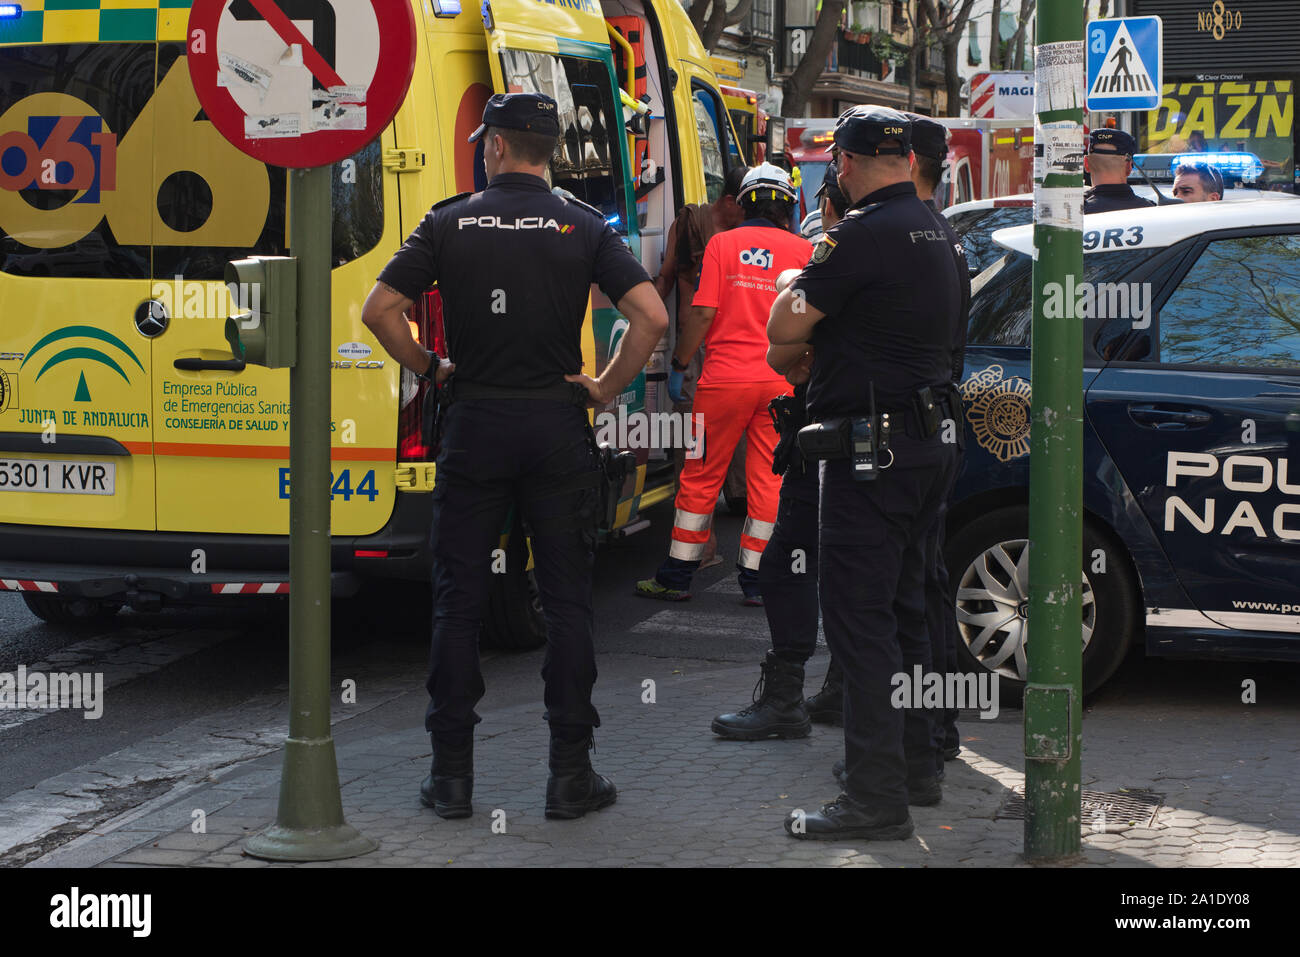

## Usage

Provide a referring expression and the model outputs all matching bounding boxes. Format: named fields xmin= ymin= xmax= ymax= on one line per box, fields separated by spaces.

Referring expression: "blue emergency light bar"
xmin=0 ymin=5 xmax=22 ymax=19
xmin=432 ymin=0 xmax=461 ymax=16
xmin=1132 ymin=151 xmax=1265 ymax=185
xmin=1171 ymin=151 xmax=1263 ymax=184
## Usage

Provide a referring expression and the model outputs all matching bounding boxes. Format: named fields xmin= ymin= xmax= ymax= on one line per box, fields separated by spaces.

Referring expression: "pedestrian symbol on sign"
xmin=1085 ymin=16 xmax=1162 ymax=112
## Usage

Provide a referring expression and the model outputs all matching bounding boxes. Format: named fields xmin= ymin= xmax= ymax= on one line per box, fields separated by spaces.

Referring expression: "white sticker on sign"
xmin=1034 ymin=186 xmax=1084 ymax=231
xmin=1034 ymin=41 xmax=1084 ymax=114
xmin=311 ymin=97 xmax=367 ymax=132
xmin=218 ymin=52 xmax=272 ymax=96
xmin=328 ymin=85 xmax=368 ymax=105
xmin=245 ymin=113 xmax=302 ymax=139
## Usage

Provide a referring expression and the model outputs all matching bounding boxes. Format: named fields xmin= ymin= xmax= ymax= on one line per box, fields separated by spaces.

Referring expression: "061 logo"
xmin=739 ymin=247 xmax=773 ymax=269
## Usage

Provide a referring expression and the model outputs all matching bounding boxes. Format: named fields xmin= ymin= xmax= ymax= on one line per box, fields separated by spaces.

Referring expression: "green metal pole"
xmin=1024 ymin=0 xmax=1084 ymax=861
xmin=245 ymin=165 xmax=376 ymax=862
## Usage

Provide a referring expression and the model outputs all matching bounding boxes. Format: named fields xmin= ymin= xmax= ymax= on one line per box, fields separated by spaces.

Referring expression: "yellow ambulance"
xmin=0 ymin=0 xmax=745 ymax=646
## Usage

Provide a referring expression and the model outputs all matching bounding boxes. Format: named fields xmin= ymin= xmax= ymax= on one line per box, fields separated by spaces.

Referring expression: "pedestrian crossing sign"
xmin=1086 ymin=16 xmax=1162 ymax=112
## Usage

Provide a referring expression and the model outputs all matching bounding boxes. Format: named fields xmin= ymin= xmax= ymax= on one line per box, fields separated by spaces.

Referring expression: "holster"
xmin=768 ymin=393 xmax=808 ymax=476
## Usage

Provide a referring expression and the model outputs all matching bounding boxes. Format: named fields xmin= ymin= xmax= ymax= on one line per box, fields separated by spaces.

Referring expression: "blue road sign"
xmin=1086 ymin=16 xmax=1162 ymax=112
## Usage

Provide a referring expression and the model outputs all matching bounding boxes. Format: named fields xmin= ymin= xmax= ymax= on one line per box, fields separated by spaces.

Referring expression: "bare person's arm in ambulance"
xmin=653 ymin=218 xmax=681 ymax=301
xmin=566 ymin=281 xmax=668 ymax=405
xmin=361 ymin=282 xmax=455 ymax=383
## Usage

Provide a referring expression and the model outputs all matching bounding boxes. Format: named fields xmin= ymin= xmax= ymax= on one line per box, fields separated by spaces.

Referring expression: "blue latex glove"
xmin=668 ymin=368 xmax=685 ymax=403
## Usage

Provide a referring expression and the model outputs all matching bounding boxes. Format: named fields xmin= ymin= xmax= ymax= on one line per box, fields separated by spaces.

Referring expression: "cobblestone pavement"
xmin=28 ymin=652 xmax=1298 ymax=869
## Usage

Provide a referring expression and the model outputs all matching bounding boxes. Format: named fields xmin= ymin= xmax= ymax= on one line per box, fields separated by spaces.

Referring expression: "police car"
xmin=948 ymin=197 xmax=1300 ymax=696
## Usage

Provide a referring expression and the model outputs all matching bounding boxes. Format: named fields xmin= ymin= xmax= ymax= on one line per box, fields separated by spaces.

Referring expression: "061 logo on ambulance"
xmin=0 ymin=62 xmax=270 ymax=251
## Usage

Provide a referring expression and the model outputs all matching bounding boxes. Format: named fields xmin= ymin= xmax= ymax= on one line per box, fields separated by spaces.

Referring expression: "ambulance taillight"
xmin=398 ymin=287 xmax=444 ymax=461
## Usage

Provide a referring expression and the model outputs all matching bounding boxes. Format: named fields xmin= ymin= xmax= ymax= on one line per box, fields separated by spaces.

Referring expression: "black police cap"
xmin=814 ymin=160 xmax=847 ymax=209
xmin=1089 ymin=128 xmax=1138 ymax=156
xmin=832 ymin=105 xmax=912 ymax=156
xmin=904 ymin=113 xmax=949 ymax=162
xmin=468 ymin=92 xmax=561 ymax=143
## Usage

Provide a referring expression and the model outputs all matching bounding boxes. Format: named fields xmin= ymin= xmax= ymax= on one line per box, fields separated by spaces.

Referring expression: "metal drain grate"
xmin=995 ymin=787 xmax=1164 ymax=831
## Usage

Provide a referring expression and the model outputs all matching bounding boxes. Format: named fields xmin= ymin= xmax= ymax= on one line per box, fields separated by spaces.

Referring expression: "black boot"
xmin=712 ymin=652 xmax=812 ymax=740
xmin=545 ymin=731 xmax=617 ymax=820
xmin=804 ymin=659 xmax=843 ymax=726
xmin=419 ymin=733 xmax=473 ymax=819
xmin=832 ymin=759 xmax=943 ymax=805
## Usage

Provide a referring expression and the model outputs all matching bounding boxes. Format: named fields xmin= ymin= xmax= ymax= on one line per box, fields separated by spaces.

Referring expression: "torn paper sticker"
xmin=1033 ymin=41 xmax=1084 ymax=114
xmin=217 ymin=52 xmax=272 ymax=96
xmin=1034 ymin=121 xmax=1085 ymax=182
xmin=328 ymin=85 xmax=368 ymax=105
xmin=245 ymin=113 xmax=301 ymax=139
xmin=1033 ymin=186 xmax=1084 ymax=231
xmin=310 ymin=92 xmax=367 ymax=132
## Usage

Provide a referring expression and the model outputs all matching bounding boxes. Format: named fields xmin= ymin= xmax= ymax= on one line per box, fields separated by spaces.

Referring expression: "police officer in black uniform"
xmin=361 ymin=92 xmax=668 ymax=821
xmin=710 ymin=161 xmax=847 ymax=740
xmin=907 ymin=114 xmax=970 ymax=771
xmin=1083 ymin=129 xmax=1155 ymax=214
xmin=768 ymin=106 xmax=963 ymax=841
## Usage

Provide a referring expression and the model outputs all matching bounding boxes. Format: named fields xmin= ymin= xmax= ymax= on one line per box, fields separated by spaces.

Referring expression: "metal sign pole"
xmin=1025 ymin=0 xmax=1084 ymax=861
xmin=245 ymin=165 xmax=376 ymax=862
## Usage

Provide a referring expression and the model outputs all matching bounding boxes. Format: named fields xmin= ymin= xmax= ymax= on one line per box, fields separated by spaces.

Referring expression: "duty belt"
xmin=442 ymin=380 xmax=588 ymax=406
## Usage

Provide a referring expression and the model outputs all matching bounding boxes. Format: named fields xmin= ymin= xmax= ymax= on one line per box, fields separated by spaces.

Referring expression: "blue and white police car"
xmin=948 ymin=196 xmax=1300 ymax=696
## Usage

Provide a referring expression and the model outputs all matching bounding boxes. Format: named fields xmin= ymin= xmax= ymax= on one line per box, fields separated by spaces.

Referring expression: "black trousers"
xmin=924 ymin=445 xmax=965 ymax=761
xmin=424 ymin=398 xmax=600 ymax=737
xmin=758 ymin=458 xmax=820 ymax=663
xmin=818 ymin=435 xmax=956 ymax=808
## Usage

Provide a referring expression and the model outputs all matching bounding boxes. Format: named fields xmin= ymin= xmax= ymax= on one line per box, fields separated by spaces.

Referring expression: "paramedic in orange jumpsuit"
xmin=636 ymin=164 xmax=813 ymax=605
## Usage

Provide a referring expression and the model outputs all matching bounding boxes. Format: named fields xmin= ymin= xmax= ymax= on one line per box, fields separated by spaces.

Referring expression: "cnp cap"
xmin=904 ymin=113 xmax=949 ymax=162
xmin=832 ymin=105 xmax=911 ymax=156
xmin=814 ymin=160 xmax=847 ymax=210
xmin=740 ymin=162 xmax=798 ymax=203
xmin=468 ymin=92 xmax=561 ymax=143
xmin=1089 ymin=128 xmax=1138 ymax=156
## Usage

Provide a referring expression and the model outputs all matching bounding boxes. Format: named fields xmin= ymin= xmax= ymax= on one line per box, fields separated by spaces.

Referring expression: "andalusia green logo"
xmin=19 ymin=325 xmax=144 ymax=402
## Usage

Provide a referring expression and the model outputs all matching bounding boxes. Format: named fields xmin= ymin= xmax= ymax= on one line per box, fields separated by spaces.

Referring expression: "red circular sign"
xmin=187 ymin=0 xmax=416 ymax=169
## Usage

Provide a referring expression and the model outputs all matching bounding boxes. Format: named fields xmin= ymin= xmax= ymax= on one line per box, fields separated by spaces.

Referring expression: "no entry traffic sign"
xmin=188 ymin=0 xmax=417 ymax=169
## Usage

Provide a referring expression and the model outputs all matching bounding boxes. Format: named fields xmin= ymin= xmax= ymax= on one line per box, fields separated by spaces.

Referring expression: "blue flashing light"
xmin=1171 ymin=151 xmax=1264 ymax=184
xmin=432 ymin=0 xmax=461 ymax=16
xmin=0 ymin=5 xmax=21 ymax=20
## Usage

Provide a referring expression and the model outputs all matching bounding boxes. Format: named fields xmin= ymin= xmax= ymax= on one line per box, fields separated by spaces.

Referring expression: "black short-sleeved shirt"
xmin=925 ymin=197 xmax=970 ymax=384
xmin=792 ymin=181 xmax=963 ymax=420
xmin=1083 ymin=183 xmax=1155 ymax=214
xmin=377 ymin=172 xmax=650 ymax=389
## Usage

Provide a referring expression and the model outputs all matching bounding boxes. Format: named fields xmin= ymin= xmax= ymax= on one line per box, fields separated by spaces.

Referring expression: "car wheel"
xmin=480 ymin=519 xmax=547 ymax=652
xmin=944 ymin=504 xmax=1137 ymax=699
xmin=21 ymin=593 xmax=122 ymax=626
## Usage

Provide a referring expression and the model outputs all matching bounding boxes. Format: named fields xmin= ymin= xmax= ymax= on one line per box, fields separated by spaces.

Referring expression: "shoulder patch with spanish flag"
xmin=811 ymin=234 xmax=837 ymax=264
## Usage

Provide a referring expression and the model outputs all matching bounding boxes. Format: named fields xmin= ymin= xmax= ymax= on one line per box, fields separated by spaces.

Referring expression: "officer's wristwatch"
xmin=416 ymin=350 xmax=441 ymax=385
xmin=670 ymin=354 xmax=689 ymax=372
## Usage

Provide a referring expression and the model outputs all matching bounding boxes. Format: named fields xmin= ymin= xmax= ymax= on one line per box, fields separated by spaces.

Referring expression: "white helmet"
xmin=740 ymin=162 xmax=797 ymax=205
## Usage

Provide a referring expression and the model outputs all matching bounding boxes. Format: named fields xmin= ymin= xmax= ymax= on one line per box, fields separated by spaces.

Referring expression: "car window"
xmin=691 ymin=86 xmax=728 ymax=204
xmin=949 ymin=206 xmax=1031 ymax=273
xmin=1156 ymin=234 xmax=1300 ymax=369
xmin=968 ymin=249 xmax=1159 ymax=348
xmin=500 ymin=49 xmax=631 ymax=232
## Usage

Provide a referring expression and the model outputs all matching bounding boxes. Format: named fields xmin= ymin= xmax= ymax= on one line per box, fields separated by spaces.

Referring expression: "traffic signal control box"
xmin=224 ymin=256 xmax=298 ymax=368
